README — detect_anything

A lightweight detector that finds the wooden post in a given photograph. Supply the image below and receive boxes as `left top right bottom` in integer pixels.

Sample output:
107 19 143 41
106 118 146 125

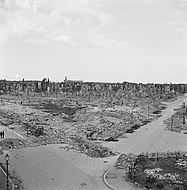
167 151 169 157
183 112 185 124
175 151 178 159
157 151 159 161
146 152 148 157
182 102 185 109
171 116 173 131
129 165 132 179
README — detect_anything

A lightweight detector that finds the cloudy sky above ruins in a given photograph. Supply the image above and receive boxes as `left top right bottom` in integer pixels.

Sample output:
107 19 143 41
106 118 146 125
0 0 186 83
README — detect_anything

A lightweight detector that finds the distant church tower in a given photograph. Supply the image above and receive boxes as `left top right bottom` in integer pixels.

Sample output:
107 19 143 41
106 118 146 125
64 76 68 83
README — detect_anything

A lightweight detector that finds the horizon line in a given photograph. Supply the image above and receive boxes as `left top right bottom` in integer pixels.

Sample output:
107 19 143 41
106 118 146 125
0 78 186 85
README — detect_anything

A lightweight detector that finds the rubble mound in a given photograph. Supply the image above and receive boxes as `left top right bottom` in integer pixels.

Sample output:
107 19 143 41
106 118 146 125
164 107 187 133
0 138 27 150
29 131 68 146
70 136 115 158
36 101 85 115
116 153 137 170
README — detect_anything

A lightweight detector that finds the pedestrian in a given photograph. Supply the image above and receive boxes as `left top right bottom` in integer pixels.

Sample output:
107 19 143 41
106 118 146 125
0 131 2 138
2 131 4 138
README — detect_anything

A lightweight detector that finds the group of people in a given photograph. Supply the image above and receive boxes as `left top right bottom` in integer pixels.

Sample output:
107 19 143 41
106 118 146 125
0 131 5 138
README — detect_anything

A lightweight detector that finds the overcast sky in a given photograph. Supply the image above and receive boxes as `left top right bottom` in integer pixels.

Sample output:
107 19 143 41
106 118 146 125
0 0 186 83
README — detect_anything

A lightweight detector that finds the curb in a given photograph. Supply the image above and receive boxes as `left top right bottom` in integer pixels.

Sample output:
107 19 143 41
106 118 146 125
0 165 14 190
103 166 118 190
8 129 25 139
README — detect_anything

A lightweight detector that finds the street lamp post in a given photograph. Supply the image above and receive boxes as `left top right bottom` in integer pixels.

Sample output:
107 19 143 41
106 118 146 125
171 116 173 131
5 154 10 190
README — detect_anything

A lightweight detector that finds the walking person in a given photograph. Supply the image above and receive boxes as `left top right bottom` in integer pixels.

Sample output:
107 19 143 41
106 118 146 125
2 131 4 138
0 131 2 138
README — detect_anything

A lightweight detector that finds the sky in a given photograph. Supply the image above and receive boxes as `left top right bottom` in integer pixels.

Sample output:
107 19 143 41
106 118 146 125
0 0 187 83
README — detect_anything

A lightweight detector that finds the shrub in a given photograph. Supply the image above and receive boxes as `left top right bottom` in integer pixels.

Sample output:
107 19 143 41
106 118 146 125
155 182 165 189
173 186 180 190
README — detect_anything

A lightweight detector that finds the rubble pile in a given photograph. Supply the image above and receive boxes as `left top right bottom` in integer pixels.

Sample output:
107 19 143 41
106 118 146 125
72 100 163 141
115 153 137 170
0 107 50 137
164 107 187 133
175 159 187 171
35 100 85 114
0 138 27 150
0 87 173 158
69 136 115 157
29 129 70 146
0 93 166 157
0 102 117 158
75 114 123 141
0 110 18 126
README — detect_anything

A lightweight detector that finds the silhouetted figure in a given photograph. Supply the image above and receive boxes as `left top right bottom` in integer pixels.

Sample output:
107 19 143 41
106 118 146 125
2 131 4 138
0 131 2 138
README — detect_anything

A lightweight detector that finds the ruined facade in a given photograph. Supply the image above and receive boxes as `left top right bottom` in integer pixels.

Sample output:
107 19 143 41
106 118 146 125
0 78 187 99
